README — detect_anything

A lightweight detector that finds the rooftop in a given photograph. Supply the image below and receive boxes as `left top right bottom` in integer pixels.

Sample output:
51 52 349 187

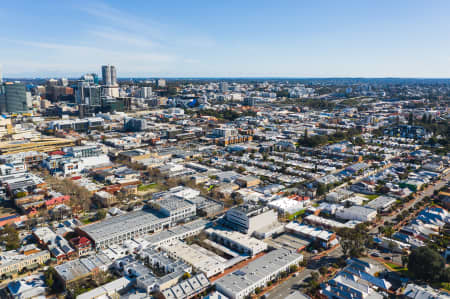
215 248 302 294
81 209 169 243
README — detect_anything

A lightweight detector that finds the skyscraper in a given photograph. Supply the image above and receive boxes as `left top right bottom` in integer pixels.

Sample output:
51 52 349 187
75 81 101 106
0 65 3 83
157 79 166 88
220 82 228 93
101 65 117 86
0 82 30 113
110 65 117 86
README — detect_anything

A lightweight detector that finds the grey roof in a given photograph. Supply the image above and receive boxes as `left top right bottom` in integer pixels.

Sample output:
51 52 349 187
157 197 195 212
403 283 450 299
55 252 112 282
366 195 396 210
144 219 208 246
215 248 302 295
285 291 311 299
162 274 210 299
81 209 170 243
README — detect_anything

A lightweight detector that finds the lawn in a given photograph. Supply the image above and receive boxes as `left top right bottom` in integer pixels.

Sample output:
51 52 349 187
287 209 306 220
385 262 406 271
137 183 160 192
441 282 450 291
384 262 409 276
363 194 379 200
80 217 95 225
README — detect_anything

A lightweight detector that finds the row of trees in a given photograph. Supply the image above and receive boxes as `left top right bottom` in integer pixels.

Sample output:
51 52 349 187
298 128 361 148
188 108 257 121
42 172 92 211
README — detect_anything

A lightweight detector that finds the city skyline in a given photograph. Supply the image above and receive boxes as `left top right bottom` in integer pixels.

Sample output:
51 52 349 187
2 0 450 78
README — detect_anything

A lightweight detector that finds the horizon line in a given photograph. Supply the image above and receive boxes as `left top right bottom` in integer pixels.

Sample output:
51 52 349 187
4 76 450 80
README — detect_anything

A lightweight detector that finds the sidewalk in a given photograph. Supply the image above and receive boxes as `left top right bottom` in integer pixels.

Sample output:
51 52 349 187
251 267 306 299
209 251 266 283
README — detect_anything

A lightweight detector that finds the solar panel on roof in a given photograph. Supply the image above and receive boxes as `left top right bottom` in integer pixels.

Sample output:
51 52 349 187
233 270 246 276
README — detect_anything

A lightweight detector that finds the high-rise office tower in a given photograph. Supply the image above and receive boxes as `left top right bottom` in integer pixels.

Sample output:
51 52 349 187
101 65 117 86
0 65 2 83
75 81 102 107
157 79 166 88
220 82 228 93
139 87 152 98
59 78 68 86
0 82 30 113
101 65 111 86
110 65 117 86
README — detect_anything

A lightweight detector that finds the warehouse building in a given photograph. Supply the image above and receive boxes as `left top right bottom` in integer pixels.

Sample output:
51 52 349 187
153 197 196 224
214 248 303 299
285 222 338 249
54 252 112 287
205 227 268 256
79 209 170 250
143 219 209 249
335 206 377 222
366 195 397 212
161 240 225 278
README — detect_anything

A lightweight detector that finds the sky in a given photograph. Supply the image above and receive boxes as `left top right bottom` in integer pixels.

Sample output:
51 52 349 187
2 0 450 78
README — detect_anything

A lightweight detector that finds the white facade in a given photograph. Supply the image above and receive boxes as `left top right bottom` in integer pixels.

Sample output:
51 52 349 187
162 240 225 278
205 228 267 256
214 248 303 299
335 206 377 222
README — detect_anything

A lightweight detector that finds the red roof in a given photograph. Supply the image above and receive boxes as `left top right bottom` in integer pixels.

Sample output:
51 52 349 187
48 150 66 156
70 236 91 246
45 195 70 206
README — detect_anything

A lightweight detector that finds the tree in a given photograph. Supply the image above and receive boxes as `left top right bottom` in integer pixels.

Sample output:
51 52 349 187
236 166 246 174
96 209 107 220
307 271 321 294
44 267 59 292
408 247 445 282
401 255 408 268
182 272 191 280
310 271 320 282
15 191 27 198
0 225 20 250
289 265 298 273
441 267 450 283
316 183 327 196
353 136 365 146
338 224 370 258
319 266 328 276
408 112 414 125
384 225 394 238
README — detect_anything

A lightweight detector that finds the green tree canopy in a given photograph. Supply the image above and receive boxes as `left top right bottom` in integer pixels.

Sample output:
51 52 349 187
0 225 20 250
408 246 445 282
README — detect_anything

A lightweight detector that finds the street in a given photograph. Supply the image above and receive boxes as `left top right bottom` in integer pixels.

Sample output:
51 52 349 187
266 173 449 299
266 247 343 299
370 172 450 234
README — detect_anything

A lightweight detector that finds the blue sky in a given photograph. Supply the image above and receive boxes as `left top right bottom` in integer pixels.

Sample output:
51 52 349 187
2 0 450 78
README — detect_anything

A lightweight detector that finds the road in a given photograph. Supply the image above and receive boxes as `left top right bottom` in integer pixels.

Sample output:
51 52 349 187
266 173 449 299
370 172 450 234
266 247 343 299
